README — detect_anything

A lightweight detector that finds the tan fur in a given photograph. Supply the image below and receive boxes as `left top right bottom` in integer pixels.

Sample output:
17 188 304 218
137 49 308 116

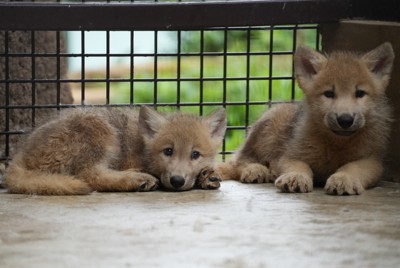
219 43 395 195
5 107 226 195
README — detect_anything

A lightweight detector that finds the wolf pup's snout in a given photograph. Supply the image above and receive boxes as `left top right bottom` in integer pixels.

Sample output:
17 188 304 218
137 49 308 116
337 114 354 129
170 175 185 189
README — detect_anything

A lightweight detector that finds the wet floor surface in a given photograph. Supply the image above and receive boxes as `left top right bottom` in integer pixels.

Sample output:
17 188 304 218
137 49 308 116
0 180 399 268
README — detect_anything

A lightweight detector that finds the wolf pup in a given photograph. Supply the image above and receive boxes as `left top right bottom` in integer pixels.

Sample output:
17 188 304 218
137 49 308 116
4 106 226 195
219 43 394 195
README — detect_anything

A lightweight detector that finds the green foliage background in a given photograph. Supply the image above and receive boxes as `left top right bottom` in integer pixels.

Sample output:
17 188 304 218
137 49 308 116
88 27 318 158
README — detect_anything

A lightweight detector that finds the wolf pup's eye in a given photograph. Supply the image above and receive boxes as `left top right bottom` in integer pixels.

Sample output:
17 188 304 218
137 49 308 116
355 89 366 98
163 148 173 157
191 151 200 160
323 90 335 98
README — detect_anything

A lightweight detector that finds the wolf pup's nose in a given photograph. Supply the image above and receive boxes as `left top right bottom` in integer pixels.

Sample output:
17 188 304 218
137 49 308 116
170 176 185 189
337 114 354 129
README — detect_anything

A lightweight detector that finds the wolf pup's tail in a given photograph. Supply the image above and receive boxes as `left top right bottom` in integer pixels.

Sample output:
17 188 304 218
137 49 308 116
4 156 92 195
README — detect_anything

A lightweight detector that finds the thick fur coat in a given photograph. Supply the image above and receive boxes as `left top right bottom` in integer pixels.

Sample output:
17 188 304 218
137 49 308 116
219 43 395 195
5 107 226 195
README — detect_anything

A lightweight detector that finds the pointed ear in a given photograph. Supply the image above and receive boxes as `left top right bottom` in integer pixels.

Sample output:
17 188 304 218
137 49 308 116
362 42 394 81
203 109 227 142
139 106 167 139
294 46 327 90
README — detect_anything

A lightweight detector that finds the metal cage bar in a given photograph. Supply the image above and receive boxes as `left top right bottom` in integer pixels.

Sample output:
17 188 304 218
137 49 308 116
31 31 36 128
0 0 397 31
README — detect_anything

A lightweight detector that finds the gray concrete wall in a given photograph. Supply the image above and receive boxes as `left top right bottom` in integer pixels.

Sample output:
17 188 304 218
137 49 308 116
321 20 400 182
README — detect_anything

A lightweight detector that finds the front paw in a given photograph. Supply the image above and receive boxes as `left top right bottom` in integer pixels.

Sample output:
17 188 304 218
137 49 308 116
197 168 221 190
133 173 159 192
240 163 272 184
275 172 313 193
324 173 364 195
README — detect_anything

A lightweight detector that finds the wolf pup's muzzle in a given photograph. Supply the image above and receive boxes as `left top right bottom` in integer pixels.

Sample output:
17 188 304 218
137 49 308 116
333 113 357 136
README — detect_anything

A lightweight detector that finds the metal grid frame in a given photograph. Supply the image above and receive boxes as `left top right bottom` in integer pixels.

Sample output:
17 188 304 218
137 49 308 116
1 0 398 163
0 24 319 162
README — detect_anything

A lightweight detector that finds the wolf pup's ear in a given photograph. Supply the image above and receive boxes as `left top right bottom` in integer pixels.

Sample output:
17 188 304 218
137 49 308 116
139 106 167 139
362 42 394 89
204 109 227 143
294 46 327 90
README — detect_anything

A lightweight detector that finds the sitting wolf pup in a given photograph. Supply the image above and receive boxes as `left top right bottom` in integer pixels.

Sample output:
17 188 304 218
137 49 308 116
5 106 226 195
219 43 394 195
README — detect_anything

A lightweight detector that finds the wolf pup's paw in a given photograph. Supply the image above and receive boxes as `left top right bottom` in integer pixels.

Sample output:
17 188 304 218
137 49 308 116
325 173 364 195
132 174 159 192
240 163 272 184
275 172 313 193
197 168 221 190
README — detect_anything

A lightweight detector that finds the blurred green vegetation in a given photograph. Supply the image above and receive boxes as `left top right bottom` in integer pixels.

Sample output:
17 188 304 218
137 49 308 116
88 27 318 158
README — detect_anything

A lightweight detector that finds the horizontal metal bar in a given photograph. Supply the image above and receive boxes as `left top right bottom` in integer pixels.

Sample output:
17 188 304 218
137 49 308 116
0 50 297 58
0 125 254 136
0 100 296 110
0 1 352 30
0 130 27 135
0 76 294 83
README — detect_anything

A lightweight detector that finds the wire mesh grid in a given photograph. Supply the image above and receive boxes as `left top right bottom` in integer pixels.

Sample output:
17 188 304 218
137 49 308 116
0 2 320 163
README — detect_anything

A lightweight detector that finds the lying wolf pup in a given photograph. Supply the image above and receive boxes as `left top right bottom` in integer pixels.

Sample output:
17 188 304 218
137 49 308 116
5 106 226 195
219 43 394 195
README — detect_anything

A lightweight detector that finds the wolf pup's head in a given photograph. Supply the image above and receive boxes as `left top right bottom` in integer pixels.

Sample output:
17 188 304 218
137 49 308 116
139 106 227 191
294 43 394 137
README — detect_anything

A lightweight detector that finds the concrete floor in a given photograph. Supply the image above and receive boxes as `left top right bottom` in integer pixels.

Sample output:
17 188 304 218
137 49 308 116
0 181 399 268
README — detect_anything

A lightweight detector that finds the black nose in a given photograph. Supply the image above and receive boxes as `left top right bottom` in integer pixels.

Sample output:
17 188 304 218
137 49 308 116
170 176 185 189
337 114 354 129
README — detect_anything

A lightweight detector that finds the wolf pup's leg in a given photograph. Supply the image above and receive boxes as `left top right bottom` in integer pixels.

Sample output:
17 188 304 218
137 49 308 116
219 104 297 184
239 162 276 183
275 157 313 193
324 158 383 195
79 165 158 192
216 160 272 184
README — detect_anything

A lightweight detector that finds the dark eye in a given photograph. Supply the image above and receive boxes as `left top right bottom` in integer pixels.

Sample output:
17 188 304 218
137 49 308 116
191 151 200 160
355 89 366 98
163 148 173 157
323 90 335 98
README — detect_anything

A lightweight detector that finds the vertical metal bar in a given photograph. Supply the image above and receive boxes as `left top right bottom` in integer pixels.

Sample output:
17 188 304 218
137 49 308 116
56 31 61 111
81 31 85 106
130 30 134 106
153 30 158 109
31 31 36 128
199 30 204 116
176 30 181 110
316 25 321 51
268 25 274 107
154 0 159 107
106 31 110 105
222 29 227 108
291 25 298 101
222 28 228 161
4 31 10 161
177 0 182 110
245 28 251 131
